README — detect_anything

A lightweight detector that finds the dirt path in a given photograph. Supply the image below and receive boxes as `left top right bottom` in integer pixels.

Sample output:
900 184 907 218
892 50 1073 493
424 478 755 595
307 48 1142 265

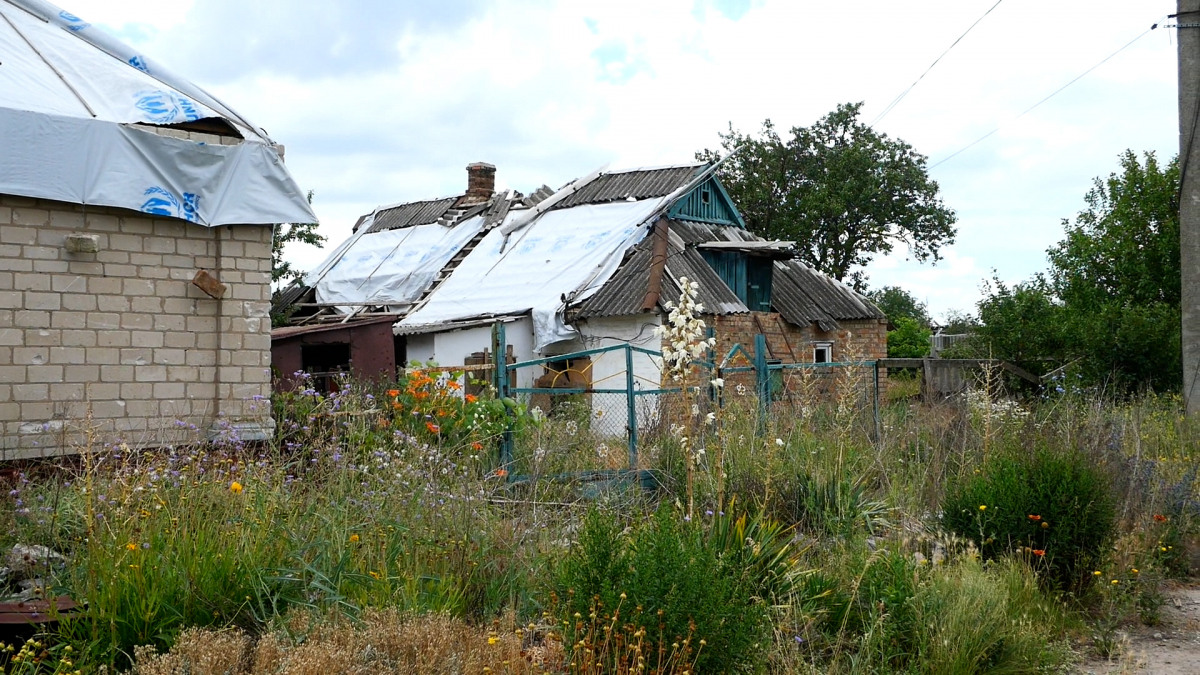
1078 584 1200 675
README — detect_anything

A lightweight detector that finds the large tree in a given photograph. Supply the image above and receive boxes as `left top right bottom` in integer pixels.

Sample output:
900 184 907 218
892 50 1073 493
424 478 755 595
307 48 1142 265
698 103 957 289
970 151 1181 391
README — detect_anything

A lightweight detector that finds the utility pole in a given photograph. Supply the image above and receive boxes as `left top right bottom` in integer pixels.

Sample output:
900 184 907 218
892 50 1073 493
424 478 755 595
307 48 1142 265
1179 0 1200 415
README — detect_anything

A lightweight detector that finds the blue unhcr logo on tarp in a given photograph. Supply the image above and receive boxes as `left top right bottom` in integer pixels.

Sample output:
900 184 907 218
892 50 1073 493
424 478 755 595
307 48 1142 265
58 10 89 31
128 55 148 72
141 187 200 223
134 90 203 125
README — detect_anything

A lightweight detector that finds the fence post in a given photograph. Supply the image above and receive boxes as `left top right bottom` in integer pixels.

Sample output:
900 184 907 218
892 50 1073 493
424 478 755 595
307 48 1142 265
872 360 881 443
625 344 638 471
492 322 514 469
754 333 768 430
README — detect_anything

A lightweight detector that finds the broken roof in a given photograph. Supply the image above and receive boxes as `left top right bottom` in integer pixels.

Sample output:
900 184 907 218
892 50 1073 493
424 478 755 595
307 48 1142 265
0 0 315 226
572 219 885 332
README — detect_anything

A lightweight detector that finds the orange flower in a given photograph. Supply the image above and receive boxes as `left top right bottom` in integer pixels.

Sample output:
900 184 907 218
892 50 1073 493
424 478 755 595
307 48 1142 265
1032 549 1045 557
230 481 243 494
426 421 440 434
392 402 403 410
465 394 478 403
349 534 360 543
1153 514 1168 523
1028 514 1041 521
446 380 461 390
495 468 508 477
387 389 400 397
472 442 483 451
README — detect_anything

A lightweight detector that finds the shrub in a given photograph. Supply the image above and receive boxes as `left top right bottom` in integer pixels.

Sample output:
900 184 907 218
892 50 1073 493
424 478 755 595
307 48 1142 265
774 472 891 537
942 447 1116 593
553 508 775 674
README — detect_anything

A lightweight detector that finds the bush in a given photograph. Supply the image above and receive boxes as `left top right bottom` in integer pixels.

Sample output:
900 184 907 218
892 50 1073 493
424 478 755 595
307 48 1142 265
942 447 1116 593
553 508 776 674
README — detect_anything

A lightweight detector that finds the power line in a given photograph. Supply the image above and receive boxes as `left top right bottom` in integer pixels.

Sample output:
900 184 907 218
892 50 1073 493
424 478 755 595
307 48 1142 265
930 21 1161 170
871 0 1005 126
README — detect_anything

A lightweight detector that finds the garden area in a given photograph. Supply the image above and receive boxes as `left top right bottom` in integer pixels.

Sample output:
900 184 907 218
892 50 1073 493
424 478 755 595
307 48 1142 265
0 356 1195 673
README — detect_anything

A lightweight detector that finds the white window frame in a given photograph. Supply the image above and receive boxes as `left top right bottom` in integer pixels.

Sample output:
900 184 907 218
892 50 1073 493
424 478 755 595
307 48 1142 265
813 342 832 364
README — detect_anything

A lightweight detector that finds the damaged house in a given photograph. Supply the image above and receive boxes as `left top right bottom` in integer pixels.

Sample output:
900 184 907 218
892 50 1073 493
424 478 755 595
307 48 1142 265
0 0 316 456
274 161 886 412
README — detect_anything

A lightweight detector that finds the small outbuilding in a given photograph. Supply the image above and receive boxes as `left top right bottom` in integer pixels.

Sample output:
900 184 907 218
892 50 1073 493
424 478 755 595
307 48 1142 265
0 0 316 456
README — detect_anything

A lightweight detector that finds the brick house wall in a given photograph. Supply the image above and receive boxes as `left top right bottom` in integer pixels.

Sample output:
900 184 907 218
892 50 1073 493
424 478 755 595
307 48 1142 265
0 194 273 458
701 312 888 395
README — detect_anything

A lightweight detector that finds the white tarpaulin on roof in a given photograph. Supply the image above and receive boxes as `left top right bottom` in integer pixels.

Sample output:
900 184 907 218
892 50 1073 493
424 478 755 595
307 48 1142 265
0 0 316 226
314 217 486 309
400 200 661 351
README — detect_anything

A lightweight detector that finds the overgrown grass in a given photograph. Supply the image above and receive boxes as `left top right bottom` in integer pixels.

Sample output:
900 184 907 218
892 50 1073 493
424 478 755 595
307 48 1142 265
0 369 1194 673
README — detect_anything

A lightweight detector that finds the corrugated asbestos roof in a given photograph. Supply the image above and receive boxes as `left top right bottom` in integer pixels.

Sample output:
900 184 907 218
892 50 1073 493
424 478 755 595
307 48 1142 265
572 225 748 320
363 197 459 233
552 165 702 209
572 219 885 331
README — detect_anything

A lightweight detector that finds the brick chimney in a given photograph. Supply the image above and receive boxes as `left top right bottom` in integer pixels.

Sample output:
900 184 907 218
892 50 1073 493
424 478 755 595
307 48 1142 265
462 162 496 205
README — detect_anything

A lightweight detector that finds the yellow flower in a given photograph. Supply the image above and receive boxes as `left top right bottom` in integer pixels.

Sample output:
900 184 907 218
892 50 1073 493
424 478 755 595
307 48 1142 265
1131 568 1139 574
1111 579 1119 585
230 481 243 494
488 636 498 645
978 505 987 511
125 542 137 551
1094 571 1102 576
1161 547 1168 552
349 534 360 543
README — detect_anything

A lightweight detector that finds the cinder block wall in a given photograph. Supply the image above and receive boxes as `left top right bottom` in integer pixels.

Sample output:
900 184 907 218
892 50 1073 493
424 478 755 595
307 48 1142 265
0 194 273 458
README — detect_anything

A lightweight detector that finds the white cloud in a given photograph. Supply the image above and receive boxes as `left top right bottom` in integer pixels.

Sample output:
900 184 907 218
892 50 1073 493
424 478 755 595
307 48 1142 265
66 0 1178 317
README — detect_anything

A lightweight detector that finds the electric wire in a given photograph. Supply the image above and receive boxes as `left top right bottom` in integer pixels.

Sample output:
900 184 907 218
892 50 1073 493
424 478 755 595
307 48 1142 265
930 20 1161 169
871 0 1005 126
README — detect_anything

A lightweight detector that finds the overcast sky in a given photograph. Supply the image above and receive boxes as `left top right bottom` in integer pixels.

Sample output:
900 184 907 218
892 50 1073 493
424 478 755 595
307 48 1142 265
74 0 1177 321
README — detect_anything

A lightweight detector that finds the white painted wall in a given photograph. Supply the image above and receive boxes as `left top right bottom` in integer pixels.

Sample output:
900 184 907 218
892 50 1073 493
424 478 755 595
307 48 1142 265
576 314 663 430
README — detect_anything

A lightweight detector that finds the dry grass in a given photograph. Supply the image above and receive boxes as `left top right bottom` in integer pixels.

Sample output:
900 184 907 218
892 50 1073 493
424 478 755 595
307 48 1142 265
129 611 559 675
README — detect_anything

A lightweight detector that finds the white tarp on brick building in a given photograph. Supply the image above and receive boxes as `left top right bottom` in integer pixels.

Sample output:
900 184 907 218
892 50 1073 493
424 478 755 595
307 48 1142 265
0 0 316 226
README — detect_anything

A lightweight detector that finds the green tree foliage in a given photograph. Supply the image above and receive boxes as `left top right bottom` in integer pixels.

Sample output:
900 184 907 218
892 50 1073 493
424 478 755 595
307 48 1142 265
970 151 1181 391
273 190 325 285
888 317 932 358
868 285 931 326
698 103 957 289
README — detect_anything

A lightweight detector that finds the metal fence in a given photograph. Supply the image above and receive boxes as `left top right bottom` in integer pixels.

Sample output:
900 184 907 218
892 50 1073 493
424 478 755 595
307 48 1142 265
487 324 881 484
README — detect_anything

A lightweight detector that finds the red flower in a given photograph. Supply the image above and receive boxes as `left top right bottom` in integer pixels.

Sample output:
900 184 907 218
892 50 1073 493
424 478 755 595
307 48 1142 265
1032 549 1045 557
1153 514 1168 523
426 421 440 434
1028 515 1041 521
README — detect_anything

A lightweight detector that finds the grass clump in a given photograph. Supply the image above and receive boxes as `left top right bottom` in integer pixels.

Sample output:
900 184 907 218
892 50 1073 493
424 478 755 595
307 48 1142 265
553 507 797 674
942 445 1116 593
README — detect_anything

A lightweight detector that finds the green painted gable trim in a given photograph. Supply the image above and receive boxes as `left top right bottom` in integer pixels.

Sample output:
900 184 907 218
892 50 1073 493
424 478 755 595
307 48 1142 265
668 175 746 228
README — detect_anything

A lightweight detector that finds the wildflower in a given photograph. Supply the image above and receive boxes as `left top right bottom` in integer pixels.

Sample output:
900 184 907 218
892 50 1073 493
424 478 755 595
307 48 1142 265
710 377 724 389
1131 568 1138 574
368 571 380 580
1041 521 1049 529
1111 579 1119 585
472 442 483 451
230 481 243 494
1032 549 1045 557
349 534 360 543
125 542 137 551
387 389 400 397
1028 514 1041 521
775 438 784 447
978 505 987 511
1161 547 1168 552
1094 570 1102 576
465 394 478 403
392 402 403 410
495 468 508 478
426 421 440 434
1153 514 1168 523
488 636 499 645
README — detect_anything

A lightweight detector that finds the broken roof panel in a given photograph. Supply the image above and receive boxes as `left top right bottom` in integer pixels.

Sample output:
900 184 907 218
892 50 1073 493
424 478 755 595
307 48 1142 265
0 0 315 226
551 165 702 209
364 197 459 233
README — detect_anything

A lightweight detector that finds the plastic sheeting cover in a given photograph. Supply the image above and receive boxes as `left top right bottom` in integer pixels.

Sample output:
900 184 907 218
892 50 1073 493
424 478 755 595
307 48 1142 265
315 217 486 309
400 199 661 351
0 0 316 226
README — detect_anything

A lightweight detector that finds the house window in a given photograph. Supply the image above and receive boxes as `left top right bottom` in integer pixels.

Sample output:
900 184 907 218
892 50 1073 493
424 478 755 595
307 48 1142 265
813 342 832 364
700 188 711 205
699 250 773 311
